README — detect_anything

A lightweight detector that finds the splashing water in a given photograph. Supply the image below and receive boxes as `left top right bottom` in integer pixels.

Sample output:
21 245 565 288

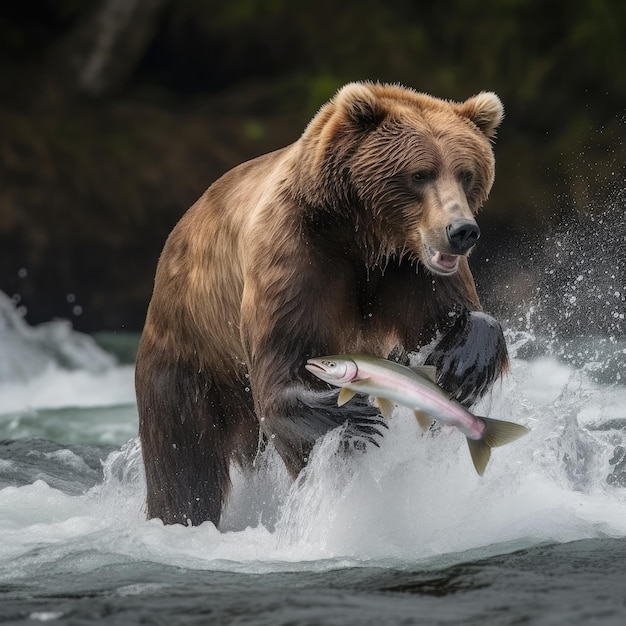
0 292 136 444
495 185 626 386
0 291 117 383
1 298 625 577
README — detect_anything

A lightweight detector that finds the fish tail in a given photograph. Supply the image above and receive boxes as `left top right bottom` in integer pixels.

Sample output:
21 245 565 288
466 438 491 477
466 417 530 476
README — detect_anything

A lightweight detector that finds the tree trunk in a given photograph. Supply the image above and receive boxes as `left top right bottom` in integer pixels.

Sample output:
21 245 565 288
55 0 169 98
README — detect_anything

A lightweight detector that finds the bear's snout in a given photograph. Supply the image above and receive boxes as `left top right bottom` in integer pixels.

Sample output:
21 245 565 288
446 218 481 254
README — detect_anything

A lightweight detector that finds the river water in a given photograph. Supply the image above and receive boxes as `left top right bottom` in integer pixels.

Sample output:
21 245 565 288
2 207 626 624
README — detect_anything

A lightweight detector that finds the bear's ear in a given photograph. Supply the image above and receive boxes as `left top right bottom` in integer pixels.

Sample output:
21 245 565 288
456 92 504 139
334 82 387 130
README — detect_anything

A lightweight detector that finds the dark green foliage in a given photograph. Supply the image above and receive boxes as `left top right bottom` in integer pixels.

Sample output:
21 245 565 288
0 0 623 330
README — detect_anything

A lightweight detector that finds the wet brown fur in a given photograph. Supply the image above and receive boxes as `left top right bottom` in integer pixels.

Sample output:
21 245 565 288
136 82 509 526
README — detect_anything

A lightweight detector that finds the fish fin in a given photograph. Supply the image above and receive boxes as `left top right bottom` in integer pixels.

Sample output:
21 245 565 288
375 397 395 419
410 365 438 384
480 417 531 448
467 438 491 476
414 410 434 432
466 417 530 476
337 387 357 407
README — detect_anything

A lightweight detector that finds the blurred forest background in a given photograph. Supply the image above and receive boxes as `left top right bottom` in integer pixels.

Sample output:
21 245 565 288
0 0 624 334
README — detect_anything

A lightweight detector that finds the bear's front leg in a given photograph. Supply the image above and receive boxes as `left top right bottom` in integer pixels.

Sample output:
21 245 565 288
425 310 510 407
241 257 387 477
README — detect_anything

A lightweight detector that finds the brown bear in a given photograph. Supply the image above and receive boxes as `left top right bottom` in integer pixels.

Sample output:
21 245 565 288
135 81 509 527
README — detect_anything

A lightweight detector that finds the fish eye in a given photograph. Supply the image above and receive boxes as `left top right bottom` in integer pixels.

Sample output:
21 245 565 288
322 361 336 368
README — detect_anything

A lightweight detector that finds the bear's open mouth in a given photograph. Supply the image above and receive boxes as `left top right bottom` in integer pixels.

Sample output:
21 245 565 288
424 245 461 275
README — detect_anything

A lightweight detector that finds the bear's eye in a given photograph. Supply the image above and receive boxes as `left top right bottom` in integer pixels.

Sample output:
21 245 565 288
412 170 436 184
459 170 474 187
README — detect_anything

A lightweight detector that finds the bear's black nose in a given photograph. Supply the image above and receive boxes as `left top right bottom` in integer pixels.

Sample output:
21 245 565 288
446 219 481 254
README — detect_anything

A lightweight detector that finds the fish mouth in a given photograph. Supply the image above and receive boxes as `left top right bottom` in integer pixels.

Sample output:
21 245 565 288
423 244 461 276
305 361 326 375
305 361 335 380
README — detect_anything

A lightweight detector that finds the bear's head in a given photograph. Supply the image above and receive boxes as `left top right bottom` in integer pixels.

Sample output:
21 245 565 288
297 82 504 275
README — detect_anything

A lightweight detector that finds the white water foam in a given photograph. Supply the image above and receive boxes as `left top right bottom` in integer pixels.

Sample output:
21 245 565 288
0 291 116 383
1 349 625 578
1 288 626 577
0 289 135 423
0 364 135 414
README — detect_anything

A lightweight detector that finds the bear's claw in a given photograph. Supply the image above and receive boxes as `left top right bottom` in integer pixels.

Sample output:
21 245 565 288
426 310 509 407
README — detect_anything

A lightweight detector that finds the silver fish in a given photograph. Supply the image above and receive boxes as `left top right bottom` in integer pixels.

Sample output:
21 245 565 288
305 354 529 476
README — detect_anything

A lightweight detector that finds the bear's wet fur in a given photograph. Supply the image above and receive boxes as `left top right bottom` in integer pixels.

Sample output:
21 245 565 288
135 82 509 526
